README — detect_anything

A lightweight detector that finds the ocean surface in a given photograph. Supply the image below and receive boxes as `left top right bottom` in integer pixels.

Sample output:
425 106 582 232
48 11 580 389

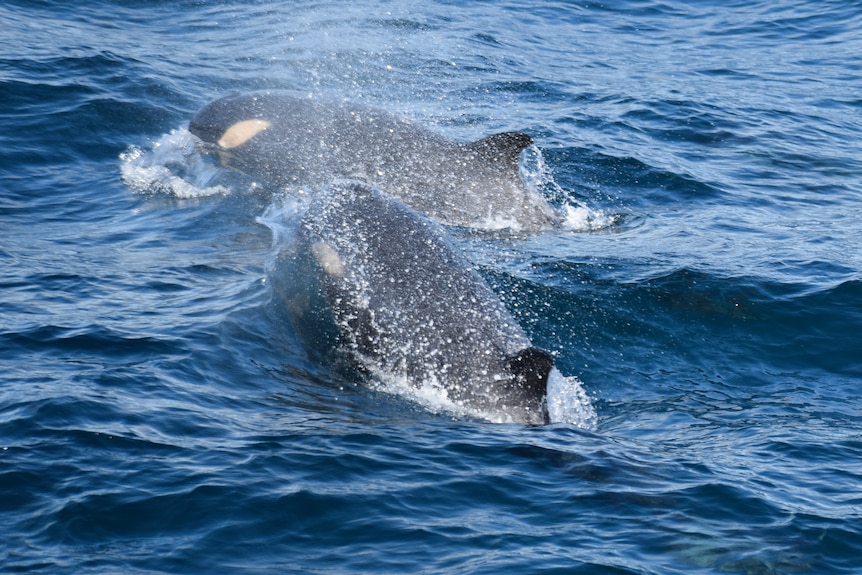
2 0 861 573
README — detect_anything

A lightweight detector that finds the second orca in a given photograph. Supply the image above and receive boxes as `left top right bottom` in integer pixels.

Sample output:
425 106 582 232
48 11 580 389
269 181 554 424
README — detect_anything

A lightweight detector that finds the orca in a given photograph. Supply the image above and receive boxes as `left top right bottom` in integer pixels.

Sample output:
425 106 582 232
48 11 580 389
269 181 553 424
189 91 562 230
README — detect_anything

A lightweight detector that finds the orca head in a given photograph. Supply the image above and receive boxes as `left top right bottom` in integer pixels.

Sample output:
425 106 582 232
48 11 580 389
189 92 273 150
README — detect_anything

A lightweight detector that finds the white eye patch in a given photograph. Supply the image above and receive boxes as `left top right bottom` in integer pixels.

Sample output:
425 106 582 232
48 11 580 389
217 119 271 149
311 242 344 277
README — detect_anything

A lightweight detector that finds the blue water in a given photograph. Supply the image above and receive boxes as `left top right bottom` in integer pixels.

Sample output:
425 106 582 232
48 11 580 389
2 0 861 573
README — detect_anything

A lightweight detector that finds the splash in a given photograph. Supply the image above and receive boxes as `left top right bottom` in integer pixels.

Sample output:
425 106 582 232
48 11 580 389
120 128 231 198
258 192 314 247
367 366 596 428
560 203 620 232
368 368 531 425
520 144 619 233
546 369 597 429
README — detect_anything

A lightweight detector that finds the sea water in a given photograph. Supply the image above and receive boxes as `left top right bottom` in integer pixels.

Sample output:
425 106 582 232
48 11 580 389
2 0 861 573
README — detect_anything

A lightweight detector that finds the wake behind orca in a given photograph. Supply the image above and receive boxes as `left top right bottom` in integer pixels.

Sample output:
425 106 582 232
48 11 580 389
189 91 561 230
269 181 554 424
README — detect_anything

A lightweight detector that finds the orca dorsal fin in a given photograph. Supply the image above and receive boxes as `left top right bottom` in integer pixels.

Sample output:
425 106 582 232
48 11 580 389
467 132 534 170
505 346 554 400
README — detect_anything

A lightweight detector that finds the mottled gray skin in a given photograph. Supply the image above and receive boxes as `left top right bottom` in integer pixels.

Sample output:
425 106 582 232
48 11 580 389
189 91 561 230
271 181 552 424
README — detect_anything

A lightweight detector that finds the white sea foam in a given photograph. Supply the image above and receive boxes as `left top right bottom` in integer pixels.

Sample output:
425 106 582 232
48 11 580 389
546 369 597 429
370 369 528 424
367 363 597 428
120 128 231 198
560 202 620 232
520 144 618 233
